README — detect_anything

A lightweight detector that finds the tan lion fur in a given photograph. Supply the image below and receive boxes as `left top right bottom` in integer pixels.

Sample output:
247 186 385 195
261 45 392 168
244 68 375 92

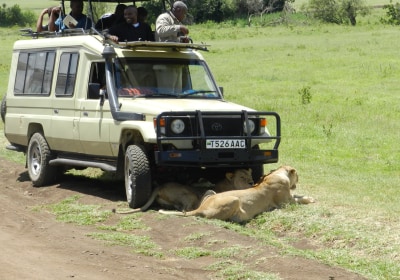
159 166 315 223
214 168 253 193
114 182 201 214
114 168 253 214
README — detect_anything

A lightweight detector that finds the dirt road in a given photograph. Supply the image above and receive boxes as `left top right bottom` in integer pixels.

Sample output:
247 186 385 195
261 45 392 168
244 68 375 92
0 157 366 279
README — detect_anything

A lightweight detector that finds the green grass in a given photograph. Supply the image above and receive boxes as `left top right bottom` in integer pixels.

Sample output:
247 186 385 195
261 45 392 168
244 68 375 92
88 231 163 257
4 1 112 17
1 5 400 279
206 260 281 280
191 23 399 280
47 195 112 225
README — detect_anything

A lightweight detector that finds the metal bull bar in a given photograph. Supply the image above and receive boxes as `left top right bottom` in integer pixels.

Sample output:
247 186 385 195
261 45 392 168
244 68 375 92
154 110 281 167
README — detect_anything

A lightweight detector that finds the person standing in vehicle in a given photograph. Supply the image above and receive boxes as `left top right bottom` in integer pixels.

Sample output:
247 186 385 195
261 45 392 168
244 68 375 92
36 6 61 32
137 6 149 23
95 3 126 31
155 1 189 42
52 0 93 31
106 6 154 43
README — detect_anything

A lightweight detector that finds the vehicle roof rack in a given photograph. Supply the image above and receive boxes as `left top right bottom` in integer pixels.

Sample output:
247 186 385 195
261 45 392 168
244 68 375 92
116 41 209 52
20 28 91 39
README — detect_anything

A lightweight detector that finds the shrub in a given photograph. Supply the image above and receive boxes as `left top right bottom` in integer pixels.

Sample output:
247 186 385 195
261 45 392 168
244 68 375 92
380 1 400 25
0 3 36 27
303 0 369 25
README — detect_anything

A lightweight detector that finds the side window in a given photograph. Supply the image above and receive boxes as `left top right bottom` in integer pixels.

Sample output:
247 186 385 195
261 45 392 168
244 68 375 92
55 53 79 97
14 53 28 94
14 51 55 95
88 62 105 99
89 62 105 86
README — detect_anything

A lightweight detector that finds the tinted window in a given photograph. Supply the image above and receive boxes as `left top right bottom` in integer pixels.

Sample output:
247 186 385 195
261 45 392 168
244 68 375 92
55 53 79 96
14 51 55 95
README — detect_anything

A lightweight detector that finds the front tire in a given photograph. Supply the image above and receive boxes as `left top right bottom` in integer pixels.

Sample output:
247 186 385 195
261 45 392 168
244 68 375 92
124 145 152 208
250 164 264 183
27 133 57 186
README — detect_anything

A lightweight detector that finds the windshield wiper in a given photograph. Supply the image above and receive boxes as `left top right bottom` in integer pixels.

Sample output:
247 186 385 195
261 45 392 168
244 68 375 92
145 92 178 98
179 90 216 98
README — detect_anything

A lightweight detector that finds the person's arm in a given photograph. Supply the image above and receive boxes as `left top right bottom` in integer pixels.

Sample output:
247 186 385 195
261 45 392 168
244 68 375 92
48 7 61 31
36 8 49 32
104 26 120 43
179 25 189 36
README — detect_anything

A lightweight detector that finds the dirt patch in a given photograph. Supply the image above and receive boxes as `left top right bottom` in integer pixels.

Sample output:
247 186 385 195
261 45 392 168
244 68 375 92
0 157 366 279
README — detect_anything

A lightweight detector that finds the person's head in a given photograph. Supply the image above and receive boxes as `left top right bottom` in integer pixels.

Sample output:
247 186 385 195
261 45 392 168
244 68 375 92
70 0 84 16
137 6 148 23
171 1 188 22
124 6 138 24
115 4 127 17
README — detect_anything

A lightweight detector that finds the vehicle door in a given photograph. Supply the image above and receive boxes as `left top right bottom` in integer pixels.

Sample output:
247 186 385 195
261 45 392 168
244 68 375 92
50 51 83 153
77 61 115 157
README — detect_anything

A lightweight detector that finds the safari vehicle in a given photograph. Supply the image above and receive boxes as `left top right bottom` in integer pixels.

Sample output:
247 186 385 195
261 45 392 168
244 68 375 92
1 0 281 208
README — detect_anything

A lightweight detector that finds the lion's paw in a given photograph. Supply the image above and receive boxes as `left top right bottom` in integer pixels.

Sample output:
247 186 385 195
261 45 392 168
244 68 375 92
301 196 315 204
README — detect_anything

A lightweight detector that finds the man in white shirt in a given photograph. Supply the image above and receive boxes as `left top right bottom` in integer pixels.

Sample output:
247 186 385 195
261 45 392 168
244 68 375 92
155 1 189 42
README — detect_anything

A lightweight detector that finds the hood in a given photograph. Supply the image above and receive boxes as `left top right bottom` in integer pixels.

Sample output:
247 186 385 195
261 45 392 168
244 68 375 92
119 98 256 117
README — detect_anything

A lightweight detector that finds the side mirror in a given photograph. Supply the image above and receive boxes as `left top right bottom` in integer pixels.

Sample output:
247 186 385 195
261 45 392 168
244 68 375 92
219 86 224 97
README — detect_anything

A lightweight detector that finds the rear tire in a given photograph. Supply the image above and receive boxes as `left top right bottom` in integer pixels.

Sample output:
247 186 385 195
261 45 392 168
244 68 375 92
27 133 57 186
124 145 152 208
1 96 6 123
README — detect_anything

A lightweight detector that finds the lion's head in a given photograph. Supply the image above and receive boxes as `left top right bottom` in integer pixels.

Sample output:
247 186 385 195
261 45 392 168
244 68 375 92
283 166 298 190
225 168 254 190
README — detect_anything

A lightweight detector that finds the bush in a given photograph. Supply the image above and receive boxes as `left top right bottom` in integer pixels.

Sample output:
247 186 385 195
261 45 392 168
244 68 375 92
0 3 36 27
381 2 400 25
303 0 369 25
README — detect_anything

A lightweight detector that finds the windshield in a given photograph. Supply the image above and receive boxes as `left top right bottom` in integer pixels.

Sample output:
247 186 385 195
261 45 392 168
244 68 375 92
113 58 220 98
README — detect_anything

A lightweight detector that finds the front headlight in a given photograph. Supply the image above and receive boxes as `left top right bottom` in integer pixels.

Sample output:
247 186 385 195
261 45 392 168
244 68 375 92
171 119 185 134
243 119 255 134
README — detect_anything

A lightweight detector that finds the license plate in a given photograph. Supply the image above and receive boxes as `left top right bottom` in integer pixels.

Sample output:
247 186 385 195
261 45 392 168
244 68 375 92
206 139 246 149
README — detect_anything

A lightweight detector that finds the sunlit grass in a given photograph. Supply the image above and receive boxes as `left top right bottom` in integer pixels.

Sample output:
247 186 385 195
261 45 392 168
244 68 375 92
47 195 111 225
206 260 281 280
88 231 163 257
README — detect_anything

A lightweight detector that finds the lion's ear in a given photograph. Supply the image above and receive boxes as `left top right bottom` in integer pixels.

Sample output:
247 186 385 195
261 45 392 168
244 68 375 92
225 172 234 181
248 168 252 174
289 168 297 175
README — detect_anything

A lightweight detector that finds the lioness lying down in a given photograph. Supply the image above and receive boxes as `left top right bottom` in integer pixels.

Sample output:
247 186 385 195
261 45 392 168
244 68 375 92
159 166 315 223
114 168 254 214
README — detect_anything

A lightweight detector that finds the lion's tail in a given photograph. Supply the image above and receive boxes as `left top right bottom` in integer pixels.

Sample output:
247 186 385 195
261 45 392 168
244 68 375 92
113 186 160 214
113 208 142 214
158 209 186 216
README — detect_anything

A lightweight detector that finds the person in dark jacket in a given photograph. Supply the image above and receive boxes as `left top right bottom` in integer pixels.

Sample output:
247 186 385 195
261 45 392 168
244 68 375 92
106 6 154 43
95 3 126 31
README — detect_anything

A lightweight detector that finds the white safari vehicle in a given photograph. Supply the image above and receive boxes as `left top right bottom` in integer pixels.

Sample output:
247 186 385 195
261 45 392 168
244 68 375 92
1 0 281 208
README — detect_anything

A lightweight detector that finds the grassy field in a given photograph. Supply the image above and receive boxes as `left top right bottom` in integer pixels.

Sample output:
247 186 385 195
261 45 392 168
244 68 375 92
1 3 400 279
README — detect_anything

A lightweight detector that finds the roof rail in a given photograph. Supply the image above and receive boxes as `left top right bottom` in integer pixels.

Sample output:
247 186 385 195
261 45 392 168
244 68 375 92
115 41 210 51
20 28 91 39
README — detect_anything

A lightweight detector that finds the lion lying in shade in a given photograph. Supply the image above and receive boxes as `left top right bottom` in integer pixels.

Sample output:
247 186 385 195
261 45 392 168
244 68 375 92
159 166 315 223
113 168 254 214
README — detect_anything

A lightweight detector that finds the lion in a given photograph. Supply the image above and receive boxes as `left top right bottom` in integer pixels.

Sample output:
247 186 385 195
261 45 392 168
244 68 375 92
113 182 202 214
114 168 254 214
158 166 315 223
214 168 253 193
